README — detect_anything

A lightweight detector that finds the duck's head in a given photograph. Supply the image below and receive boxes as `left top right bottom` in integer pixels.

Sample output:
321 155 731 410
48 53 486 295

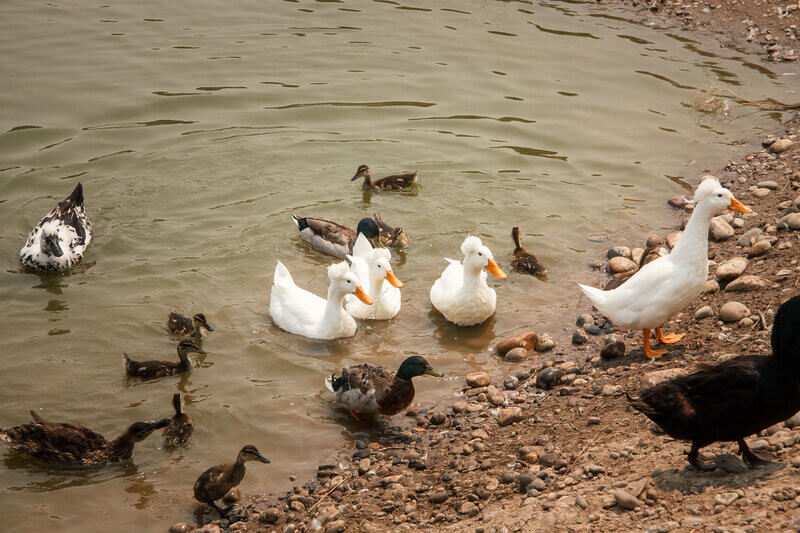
693 177 752 215
123 418 171 443
237 444 270 464
177 339 206 356
356 217 381 246
40 224 64 258
350 164 371 182
461 236 507 279
329 261 373 305
192 313 214 334
390 226 409 247
397 356 443 380
770 294 800 363
366 248 403 288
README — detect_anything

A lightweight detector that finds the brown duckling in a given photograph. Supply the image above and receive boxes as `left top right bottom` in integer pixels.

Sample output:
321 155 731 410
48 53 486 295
373 212 409 248
194 445 270 516
351 164 417 191
0 410 169 466
163 394 194 446
510 227 545 276
628 294 800 471
122 340 206 379
168 311 213 338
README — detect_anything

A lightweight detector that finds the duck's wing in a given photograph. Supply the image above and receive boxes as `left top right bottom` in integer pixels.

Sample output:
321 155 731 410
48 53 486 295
332 364 392 413
431 259 464 297
346 254 369 287
299 216 354 246
0 420 107 462
167 312 193 335
374 171 417 189
269 261 327 332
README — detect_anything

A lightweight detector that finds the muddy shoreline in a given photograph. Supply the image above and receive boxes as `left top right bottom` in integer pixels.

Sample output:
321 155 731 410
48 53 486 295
172 2 800 532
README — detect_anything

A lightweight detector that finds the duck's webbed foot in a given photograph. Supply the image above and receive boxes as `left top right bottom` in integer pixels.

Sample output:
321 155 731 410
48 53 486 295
687 443 716 471
655 327 685 344
643 329 668 361
738 439 770 467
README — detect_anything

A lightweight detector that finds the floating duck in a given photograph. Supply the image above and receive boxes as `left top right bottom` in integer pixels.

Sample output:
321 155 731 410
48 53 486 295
122 340 206 378
168 312 213 338
325 356 442 419
20 183 93 271
578 178 752 359
373 212 409 248
291 215 381 258
629 294 800 470
0 410 169 466
351 164 417 191
430 236 507 326
510 226 546 276
269 261 372 340
194 445 270 516
345 234 403 320
163 394 194 446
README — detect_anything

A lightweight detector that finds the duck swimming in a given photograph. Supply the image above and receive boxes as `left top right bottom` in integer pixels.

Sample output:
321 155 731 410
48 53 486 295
269 261 372 340
325 356 442 419
291 215 381 258
373 212 409 248
0 410 169 466
122 340 206 378
167 312 213 338
510 226 546 276
351 164 417 191
345 234 404 320
578 178 751 359
629 294 800 471
20 182 93 271
194 445 270 516
163 394 194 446
430 235 507 326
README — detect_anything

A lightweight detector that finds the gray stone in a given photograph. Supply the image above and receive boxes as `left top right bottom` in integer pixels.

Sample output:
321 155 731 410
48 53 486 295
641 368 687 388
536 367 564 390
714 454 749 474
737 228 763 246
503 375 519 390
719 302 750 323
584 323 601 335
694 306 714 320
758 180 779 190
572 330 589 345
716 257 749 281
608 256 637 274
714 492 739 506
704 280 720 293
709 217 735 241
607 246 631 259
600 334 626 359
726 275 767 292
748 240 772 257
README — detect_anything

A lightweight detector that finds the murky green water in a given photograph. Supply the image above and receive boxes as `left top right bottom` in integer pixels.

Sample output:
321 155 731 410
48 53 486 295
0 0 792 530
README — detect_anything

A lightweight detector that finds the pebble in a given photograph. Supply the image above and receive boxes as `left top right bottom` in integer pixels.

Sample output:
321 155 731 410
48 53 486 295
457 502 478 516
748 240 771 257
539 452 558 467
503 375 519 390
714 492 739 506
614 488 643 510
534 333 555 352
768 138 794 153
466 372 490 388
714 453 749 474
429 490 448 504
791 456 800 468
515 474 535 492
641 368 687 388
725 275 767 292
170 524 195 533
576 313 594 327
608 256 637 274
777 213 800 231
646 234 664 248
572 330 589 345
487 385 505 406
504 347 528 362
196 526 221 533
584 323 601 335
709 217 735 241
737 228 763 246
324 521 346 533
600 334 626 359
704 280 720 293
607 246 632 259
719 301 751 322
668 194 693 209
694 305 714 320
716 257 749 281
785 411 800 429
758 180 779 190
496 332 538 355
536 367 563 390
666 231 682 249
754 188 771 197
497 407 524 427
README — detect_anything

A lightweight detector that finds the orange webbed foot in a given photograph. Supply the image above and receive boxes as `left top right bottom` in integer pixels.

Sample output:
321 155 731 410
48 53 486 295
656 327 685 344
643 329 669 361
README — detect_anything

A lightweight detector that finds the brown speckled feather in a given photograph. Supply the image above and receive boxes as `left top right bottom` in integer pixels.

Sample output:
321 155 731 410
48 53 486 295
302 217 355 246
168 312 195 336
369 171 417 191
0 414 107 465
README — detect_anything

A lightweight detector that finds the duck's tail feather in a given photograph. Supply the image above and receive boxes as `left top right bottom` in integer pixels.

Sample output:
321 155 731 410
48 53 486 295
577 283 606 308
274 260 294 286
66 182 84 207
122 353 131 363
290 213 306 230
325 373 345 393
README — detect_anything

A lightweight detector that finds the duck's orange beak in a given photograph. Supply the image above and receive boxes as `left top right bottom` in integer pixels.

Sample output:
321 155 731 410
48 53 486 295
729 197 752 213
485 258 507 279
385 269 404 288
353 285 373 305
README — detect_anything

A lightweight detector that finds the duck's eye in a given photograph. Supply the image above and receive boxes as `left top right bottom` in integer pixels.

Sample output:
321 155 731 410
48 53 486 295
477 252 482 257
717 194 722 197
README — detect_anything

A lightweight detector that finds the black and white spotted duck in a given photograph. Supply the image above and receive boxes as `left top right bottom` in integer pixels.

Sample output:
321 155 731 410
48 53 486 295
0 410 169 466
163 393 194 446
510 226 545 276
194 445 270 516
351 164 417 191
629 293 800 471
122 339 206 379
167 311 213 338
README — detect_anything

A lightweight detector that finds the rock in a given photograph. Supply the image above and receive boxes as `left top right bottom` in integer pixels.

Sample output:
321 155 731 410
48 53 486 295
666 231 682 249
785 411 800 429
614 489 643 510
641 368 687 388
457 502 478 516
714 492 739 506
646 234 664 248
504 347 528 362
769 138 794 153
737 228 763 246
170 524 195 533
487 385 505 406
758 180 779 190
668 195 692 209
607 246 631 259
777 213 800 231
600 334 626 359
429 411 446 425
602 384 622 396
694 306 713 320
358 457 371 475
715 257 749 281
587 416 601 426
466 372 490 388
503 375 519 390
704 280 719 293
572 330 589 345
585 464 606 475
536 367 563 390
748 240 771 257
726 275 767 292
719 301 750 322
534 333 555 352
714 454 749 474
516 474 535 492
791 456 800 468
324 521 346 533
497 406 524 427
754 188 771 197
576 313 594 327
429 490 448 504
539 452 558 467
709 217 735 241
497 332 538 355
196 526 222 533
608 256 637 274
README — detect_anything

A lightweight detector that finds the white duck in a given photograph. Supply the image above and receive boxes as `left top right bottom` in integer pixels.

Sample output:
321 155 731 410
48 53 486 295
345 234 404 320
269 261 372 340
430 236 508 326
578 178 752 359
20 183 92 271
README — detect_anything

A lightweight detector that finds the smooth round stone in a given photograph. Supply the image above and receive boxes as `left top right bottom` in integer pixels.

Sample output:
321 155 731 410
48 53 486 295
572 330 589 345
170 524 195 533
504 347 528 362
535 333 556 352
536 367 564 390
716 257 748 281
719 302 750 323
608 256 637 274
694 306 714 320
607 246 631 260
748 240 772 257
709 217 735 241
769 138 794 153
646 234 664 248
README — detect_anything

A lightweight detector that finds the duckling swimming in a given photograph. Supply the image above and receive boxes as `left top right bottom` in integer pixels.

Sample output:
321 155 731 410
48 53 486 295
0 410 169 466
291 215 381 258
168 312 213 338
351 164 417 191
373 212 409 248
194 445 270 516
20 182 93 271
629 294 800 471
510 227 546 276
163 394 194 446
122 340 206 379
325 356 442 419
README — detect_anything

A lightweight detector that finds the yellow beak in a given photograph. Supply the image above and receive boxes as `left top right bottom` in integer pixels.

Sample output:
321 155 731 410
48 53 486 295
485 258 507 279
729 197 752 213
385 269 404 288
353 285 373 305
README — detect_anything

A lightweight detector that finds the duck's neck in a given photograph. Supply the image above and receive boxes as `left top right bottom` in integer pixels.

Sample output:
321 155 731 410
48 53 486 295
670 202 716 263
230 456 247 483
106 434 136 460
176 348 192 370
368 273 385 303
322 286 349 324
460 264 486 293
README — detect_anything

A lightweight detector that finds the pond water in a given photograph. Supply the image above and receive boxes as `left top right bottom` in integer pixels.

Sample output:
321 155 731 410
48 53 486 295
0 0 792 530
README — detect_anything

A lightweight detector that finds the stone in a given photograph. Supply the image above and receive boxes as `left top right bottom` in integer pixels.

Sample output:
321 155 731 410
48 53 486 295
608 256 637 274
754 188 771 198
641 368 687 388
576 313 594 327
487 385 505 406
666 231 682 249
715 257 749 281
748 240 771 257
777 213 800 231
704 280 719 293
534 333 555 352
170 524 195 533
504 347 528 362
714 492 739 506
584 323 601 335
324 521 346 533
457 501 478 516
714 454 749 474
600 334 626 359
607 246 631 259
614 489 643 510
503 375 519 390
737 228 763 246
196 526 222 533
539 452 558 467
466 372 490 388
646 234 664 248
572 330 588 345
768 138 794 153
709 217 735 241
602 384 622 396
785 411 800 429
694 306 714 320
719 302 750 322
497 407 524 427
668 195 692 209
536 367 563 390
758 180 779 190
726 275 767 292
516 474 535 492
429 490 448 504
497 332 538 355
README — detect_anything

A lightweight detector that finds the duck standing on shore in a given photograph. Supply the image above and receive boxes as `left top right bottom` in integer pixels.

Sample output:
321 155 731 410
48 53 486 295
194 445 270 516
578 178 751 359
168 312 213 338
629 294 800 471
351 164 417 191
122 340 206 378
20 182 93 271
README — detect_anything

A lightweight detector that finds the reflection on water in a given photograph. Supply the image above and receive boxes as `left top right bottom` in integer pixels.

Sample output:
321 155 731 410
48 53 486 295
0 0 793 530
